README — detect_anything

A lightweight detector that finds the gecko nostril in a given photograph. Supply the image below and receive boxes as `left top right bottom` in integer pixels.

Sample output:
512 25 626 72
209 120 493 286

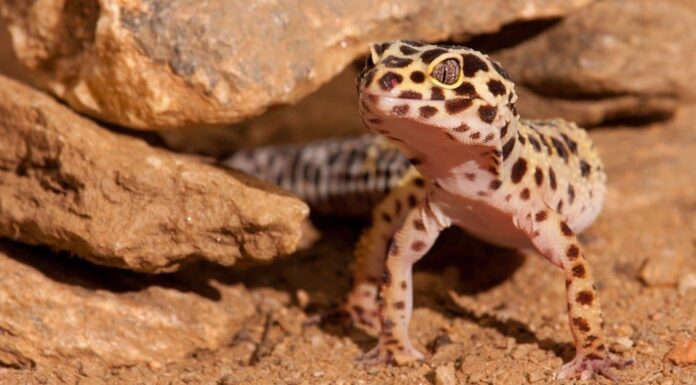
379 72 403 91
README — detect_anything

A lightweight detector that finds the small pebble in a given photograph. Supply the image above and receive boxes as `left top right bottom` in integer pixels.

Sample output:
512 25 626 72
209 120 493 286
677 273 696 295
664 339 696 366
295 289 310 309
526 371 544 383
610 337 634 353
638 255 683 287
435 363 457 385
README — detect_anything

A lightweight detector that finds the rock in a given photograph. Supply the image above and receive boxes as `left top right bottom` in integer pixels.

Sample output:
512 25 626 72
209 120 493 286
0 75 308 273
497 0 696 125
159 67 365 156
677 273 696 295
0 240 256 368
1 0 594 130
638 253 684 287
665 339 696 366
434 363 457 385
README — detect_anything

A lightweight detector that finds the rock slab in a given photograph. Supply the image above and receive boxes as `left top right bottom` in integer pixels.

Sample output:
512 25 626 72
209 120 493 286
1 0 592 130
498 0 696 125
0 241 256 368
0 75 308 273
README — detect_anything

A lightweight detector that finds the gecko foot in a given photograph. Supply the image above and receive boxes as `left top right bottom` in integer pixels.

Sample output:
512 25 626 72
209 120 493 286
556 354 634 380
344 288 381 336
357 342 424 368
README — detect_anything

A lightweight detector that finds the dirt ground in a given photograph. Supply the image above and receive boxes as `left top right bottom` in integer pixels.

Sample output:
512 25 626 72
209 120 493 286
1 103 695 384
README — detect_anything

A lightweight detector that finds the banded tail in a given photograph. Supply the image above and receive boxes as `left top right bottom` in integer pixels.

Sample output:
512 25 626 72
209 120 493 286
222 134 412 216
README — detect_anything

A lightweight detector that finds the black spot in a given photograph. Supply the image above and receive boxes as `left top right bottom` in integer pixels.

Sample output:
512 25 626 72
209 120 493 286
454 82 478 97
487 79 506 96
379 72 403 91
580 160 591 178
414 178 425 187
500 122 509 138
399 91 422 99
510 158 527 183
560 221 573 237
413 219 426 231
445 98 473 114
572 264 586 278
408 194 418 207
453 123 470 132
392 104 410 116
502 137 515 160
469 132 481 140
484 133 495 143
534 167 543 186
382 55 413 68
576 291 594 305
567 184 575 204
420 48 448 64
373 42 390 55
419 106 438 118
561 133 578 154
478 105 497 123
411 241 426 252
431 87 445 100
528 136 542 152
382 212 392 223
410 71 425 83
517 132 526 144
399 45 419 55
409 157 423 166
489 180 502 190
551 137 569 162
520 188 530 200
549 167 557 190
535 211 547 222
462 53 489 76
573 317 591 332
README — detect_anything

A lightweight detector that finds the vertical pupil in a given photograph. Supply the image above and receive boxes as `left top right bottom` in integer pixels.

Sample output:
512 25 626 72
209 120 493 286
432 59 460 85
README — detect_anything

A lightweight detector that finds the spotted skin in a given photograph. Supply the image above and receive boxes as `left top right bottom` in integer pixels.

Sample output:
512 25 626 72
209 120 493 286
224 40 631 380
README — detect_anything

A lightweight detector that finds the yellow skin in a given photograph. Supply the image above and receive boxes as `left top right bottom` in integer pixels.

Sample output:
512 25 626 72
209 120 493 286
345 40 632 380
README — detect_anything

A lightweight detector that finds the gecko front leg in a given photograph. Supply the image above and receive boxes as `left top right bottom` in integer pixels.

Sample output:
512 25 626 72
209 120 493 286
346 169 425 335
359 198 449 365
520 206 633 380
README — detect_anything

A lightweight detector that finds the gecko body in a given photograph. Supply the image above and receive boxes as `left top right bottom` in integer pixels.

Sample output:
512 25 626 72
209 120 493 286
225 40 631 380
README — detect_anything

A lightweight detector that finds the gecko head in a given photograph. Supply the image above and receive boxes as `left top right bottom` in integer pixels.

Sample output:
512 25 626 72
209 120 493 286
357 40 517 150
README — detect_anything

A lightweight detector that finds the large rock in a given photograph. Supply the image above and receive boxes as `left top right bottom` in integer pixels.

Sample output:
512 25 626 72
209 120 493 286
1 0 593 130
0 75 308 273
497 0 696 125
0 240 256 368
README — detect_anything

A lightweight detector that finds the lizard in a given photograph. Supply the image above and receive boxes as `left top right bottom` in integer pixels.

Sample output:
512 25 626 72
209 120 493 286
224 40 633 380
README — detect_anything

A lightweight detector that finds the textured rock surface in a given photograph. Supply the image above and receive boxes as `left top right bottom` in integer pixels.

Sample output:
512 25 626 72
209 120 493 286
0 241 256 369
0 75 308 273
498 0 696 125
160 67 364 156
1 0 593 130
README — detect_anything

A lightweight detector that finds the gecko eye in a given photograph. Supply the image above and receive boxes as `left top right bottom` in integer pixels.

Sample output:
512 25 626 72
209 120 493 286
428 54 464 89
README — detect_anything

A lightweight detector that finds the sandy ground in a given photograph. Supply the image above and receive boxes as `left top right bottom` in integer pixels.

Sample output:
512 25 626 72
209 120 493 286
1 105 695 384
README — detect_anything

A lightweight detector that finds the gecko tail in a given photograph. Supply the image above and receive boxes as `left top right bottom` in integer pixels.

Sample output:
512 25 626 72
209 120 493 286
222 134 411 217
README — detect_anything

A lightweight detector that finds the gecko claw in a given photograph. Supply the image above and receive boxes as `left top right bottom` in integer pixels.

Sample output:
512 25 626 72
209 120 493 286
555 354 634 381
